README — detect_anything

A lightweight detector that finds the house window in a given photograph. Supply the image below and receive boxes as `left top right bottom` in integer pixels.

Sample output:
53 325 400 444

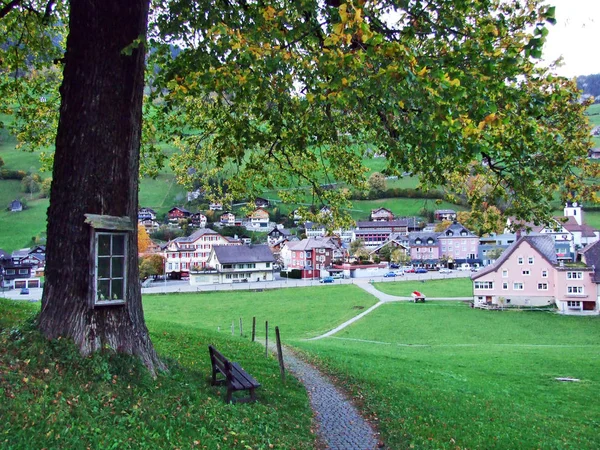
566 272 583 280
567 286 583 294
567 301 581 308
517 257 523 265
522 270 530 276
537 283 548 290
6 269 15 275
513 282 524 290
18 269 28 275
502 270 508 278
541 270 548 278
502 282 508 290
95 232 127 305
474 281 494 290
528 257 534 264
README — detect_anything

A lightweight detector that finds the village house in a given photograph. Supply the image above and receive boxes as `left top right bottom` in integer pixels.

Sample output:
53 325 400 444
472 235 599 315
434 209 457 221
304 222 327 238
246 208 270 230
369 233 410 259
9 199 23 212
370 207 394 222
167 206 191 225
409 233 440 265
164 228 240 278
189 212 207 228
254 197 270 208
478 233 516 266
192 244 275 285
281 238 338 279
437 222 480 267
219 211 238 227
138 207 156 221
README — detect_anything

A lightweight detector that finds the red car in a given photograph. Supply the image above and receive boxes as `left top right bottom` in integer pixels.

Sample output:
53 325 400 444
404 267 415 273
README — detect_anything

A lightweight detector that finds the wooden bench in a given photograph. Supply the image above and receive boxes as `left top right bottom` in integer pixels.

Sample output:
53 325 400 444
208 345 260 404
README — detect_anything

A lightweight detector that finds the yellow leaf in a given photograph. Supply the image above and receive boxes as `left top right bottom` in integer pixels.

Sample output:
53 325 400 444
355 8 363 23
449 78 461 87
333 23 344 36
417 66 428 77
398 100 405 108
339 4 348 23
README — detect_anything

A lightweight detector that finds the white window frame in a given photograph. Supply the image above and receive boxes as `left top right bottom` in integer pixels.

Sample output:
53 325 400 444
502 282 508 290
522 270 530 276
94 232 127 306
567 286 584 294
566 272 583 280
528 257 534 265
474 281 494 290
537 283 548 291
541 270 548 278
513 282 524 290
517 257 523 265
502 270 508 278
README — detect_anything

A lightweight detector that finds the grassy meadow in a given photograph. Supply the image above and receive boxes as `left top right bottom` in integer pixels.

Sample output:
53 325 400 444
2 282 600 448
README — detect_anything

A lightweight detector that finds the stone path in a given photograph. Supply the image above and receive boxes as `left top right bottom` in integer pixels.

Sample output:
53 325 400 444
274 345 380 450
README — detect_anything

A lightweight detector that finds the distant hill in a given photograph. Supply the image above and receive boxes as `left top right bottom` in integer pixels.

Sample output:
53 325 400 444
577 74 600 102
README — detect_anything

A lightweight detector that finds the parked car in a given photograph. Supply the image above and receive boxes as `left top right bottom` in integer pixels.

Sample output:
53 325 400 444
320 276 334 283
383 272 397 277
389 263 400 269
415 268 428 274
20 288 29 295
439 268 452 274
404 267 416 273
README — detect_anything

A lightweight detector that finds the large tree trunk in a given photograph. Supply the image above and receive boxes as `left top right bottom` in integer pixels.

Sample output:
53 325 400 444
39 0 164 374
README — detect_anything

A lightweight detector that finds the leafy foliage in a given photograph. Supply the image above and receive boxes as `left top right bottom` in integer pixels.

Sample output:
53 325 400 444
147 0 595 228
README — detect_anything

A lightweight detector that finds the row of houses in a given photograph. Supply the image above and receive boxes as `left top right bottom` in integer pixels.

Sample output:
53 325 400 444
138 206 273 232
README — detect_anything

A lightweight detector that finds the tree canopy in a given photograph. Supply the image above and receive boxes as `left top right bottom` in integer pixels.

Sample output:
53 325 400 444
0 0 598 226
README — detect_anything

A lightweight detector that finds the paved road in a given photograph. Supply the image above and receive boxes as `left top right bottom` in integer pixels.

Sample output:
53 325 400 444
0 271 472 302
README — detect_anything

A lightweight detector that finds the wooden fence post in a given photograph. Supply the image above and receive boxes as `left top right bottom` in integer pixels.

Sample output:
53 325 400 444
265 321 268 358
275 326 285 382
252 316 256 342
239 317 243 337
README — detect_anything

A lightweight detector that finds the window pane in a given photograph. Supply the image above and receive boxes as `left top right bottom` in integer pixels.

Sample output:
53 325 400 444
98 257 111 278
111 279 124 300
98 234 111 256
112 256 124 278
98 280 110 301
112 234 125 256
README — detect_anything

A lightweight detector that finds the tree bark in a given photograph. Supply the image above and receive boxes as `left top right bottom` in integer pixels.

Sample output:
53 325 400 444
39 0 164 375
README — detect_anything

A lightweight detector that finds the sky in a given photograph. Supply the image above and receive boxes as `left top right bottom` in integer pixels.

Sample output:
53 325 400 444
540 0 600 77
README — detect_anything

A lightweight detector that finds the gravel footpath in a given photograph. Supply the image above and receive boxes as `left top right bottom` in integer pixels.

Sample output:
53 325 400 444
275 346 380 450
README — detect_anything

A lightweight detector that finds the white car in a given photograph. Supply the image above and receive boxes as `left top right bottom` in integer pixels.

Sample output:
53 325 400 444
439 268 452 274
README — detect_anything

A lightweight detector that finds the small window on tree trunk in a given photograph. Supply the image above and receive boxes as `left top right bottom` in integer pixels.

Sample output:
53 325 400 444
95 232 127 305
85 213 133 307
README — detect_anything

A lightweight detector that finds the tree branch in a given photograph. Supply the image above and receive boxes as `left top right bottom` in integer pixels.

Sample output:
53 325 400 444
0 0 23 20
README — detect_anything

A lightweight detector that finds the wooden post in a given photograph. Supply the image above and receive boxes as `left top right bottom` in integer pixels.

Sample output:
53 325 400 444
275 326 285 382
265 321 268 358
252 316 256 342
239 317 243 337
231 320 234 335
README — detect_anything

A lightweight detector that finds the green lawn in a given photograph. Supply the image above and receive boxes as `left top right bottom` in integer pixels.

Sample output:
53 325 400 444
143 285 379 341
0 298 315 449
372 277 473 297
295 301 600 449
0 198 48 252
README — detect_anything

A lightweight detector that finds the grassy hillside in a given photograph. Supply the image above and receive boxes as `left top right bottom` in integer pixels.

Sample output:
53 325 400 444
0 298 316 449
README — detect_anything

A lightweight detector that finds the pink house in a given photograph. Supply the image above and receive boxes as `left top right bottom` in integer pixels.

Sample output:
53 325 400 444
437 223 479 262
409 233 440 263
472 235 599 315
